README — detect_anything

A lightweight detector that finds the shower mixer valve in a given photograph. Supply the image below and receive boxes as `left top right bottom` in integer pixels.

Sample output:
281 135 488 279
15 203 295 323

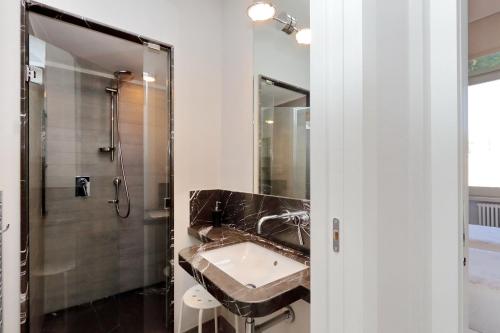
75 176 90 197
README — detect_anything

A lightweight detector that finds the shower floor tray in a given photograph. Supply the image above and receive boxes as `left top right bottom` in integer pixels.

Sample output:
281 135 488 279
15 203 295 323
41 283 167 333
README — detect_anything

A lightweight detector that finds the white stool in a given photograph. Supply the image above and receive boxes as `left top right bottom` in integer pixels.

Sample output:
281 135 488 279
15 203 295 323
178 284 239 333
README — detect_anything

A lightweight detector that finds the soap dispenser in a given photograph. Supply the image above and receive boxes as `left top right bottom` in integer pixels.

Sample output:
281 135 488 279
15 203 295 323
212 201 223 227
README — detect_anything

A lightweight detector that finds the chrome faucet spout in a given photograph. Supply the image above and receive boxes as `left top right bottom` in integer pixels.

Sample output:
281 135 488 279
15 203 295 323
256 211 309 235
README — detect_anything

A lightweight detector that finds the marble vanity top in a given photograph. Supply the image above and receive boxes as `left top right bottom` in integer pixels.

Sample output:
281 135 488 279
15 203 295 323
179 225 310 318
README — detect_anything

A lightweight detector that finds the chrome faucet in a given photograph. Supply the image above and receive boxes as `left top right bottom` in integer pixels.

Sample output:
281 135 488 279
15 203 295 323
256 211 309 235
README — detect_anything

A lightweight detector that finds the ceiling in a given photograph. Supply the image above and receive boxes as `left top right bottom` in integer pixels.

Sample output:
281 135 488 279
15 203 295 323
469 0 500 22
29 12 169 84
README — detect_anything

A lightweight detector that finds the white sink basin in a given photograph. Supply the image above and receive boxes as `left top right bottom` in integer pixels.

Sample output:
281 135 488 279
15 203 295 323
199 242 307 288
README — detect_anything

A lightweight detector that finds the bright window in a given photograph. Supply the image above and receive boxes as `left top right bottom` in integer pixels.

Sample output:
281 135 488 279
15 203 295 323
469 79 500 188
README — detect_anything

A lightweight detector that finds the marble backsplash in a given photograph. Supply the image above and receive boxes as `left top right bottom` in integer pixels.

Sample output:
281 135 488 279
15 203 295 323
189 190 310 252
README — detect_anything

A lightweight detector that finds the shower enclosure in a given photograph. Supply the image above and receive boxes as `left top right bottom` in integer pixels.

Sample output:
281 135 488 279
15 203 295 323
21 4 173 332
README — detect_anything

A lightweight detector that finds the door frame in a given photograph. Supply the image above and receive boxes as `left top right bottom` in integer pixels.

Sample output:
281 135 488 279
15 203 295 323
429 0 468 331
20 2 175 332
459 0 469 330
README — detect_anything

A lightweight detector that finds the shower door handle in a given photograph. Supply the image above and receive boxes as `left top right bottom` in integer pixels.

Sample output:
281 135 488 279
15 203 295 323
163 197 171 209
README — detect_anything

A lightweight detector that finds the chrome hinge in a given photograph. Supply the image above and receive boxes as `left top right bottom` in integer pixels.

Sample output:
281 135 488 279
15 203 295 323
24 65 32 82
25 65 43 84
146 42 161 51
332 218 340 252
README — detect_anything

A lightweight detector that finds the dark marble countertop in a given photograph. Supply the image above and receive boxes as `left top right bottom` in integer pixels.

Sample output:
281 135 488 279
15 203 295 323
179 225 310 318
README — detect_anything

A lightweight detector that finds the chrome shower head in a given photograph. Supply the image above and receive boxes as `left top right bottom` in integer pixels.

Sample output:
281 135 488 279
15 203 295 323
114 70 134 81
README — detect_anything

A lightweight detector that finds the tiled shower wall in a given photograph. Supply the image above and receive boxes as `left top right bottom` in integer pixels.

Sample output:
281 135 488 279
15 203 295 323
37 44 168 313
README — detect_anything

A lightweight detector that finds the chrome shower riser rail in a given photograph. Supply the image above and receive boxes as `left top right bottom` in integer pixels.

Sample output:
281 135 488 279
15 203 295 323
107 75 131 219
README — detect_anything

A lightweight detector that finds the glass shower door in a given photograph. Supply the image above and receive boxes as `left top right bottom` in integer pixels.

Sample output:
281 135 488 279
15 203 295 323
27 11 172 332
28 31 122 332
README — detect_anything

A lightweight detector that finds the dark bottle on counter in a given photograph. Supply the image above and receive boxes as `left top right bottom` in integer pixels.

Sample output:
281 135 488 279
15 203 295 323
212 201 223 227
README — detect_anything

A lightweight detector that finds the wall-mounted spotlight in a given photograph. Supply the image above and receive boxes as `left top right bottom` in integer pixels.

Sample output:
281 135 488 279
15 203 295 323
295 28 311 45
247 2 276 21
247 1 310 45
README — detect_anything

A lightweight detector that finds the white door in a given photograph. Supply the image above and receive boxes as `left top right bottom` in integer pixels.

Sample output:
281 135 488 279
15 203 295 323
310 0 467 332
311 0 364 332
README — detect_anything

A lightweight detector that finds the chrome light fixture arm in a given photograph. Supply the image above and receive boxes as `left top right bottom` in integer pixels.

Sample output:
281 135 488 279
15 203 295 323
247 2 311 44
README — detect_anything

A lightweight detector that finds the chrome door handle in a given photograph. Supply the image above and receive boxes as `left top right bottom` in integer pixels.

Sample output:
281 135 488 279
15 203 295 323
332 218 340 252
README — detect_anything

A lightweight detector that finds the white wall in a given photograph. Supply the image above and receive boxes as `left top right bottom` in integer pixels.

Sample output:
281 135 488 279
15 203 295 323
220 1 310 332
0 1 21 332
469 0 500 22
0 1 223 332
254 0 310 90
220 0 254 192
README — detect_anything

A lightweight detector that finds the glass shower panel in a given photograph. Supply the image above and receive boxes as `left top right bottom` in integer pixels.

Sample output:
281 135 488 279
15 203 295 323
292 107 310 199
259 106 310 199
28 31 122 332
141 44 172 330
28 35 47 333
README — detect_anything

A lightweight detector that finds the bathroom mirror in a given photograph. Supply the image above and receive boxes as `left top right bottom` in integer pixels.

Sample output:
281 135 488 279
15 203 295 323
252 0 310 199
